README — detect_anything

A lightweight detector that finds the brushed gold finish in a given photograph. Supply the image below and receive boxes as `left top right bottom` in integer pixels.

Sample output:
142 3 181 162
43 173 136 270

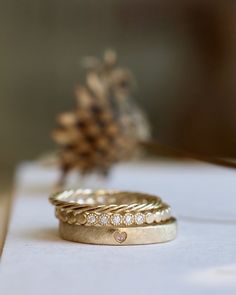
59 218 177 245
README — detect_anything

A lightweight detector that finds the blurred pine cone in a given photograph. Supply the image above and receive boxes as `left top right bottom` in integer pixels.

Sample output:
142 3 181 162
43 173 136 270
53 50 150 184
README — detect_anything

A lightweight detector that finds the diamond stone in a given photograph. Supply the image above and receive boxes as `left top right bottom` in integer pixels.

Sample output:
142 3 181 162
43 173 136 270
134 213 145 225
99 214 110 226
145 212 155 224
123 213 134 226
87 213 97 225
111 214 122 226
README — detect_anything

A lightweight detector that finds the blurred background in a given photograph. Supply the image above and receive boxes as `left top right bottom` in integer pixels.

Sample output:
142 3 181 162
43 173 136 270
1 0 236 188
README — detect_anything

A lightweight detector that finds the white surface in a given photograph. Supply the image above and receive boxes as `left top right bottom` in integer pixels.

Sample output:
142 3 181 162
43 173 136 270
0 161 236 295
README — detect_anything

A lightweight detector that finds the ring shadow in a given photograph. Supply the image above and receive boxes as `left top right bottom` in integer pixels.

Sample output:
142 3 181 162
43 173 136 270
18 226 63 243
17 227 118 247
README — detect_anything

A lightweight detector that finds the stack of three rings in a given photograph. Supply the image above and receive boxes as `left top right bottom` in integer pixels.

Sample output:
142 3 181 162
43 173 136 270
49 189 177 245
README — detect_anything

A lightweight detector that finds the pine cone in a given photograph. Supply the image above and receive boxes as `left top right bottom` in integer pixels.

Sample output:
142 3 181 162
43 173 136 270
53 50 150 184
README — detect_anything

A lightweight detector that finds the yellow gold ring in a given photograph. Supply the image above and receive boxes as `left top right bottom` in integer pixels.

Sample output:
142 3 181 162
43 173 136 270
49 189 177 245
59 219 177 245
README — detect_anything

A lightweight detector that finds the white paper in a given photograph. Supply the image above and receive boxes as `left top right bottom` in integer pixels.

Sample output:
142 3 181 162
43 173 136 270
0 161 236 295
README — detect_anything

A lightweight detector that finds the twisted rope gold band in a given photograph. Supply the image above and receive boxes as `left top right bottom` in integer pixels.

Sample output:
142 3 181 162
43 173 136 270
49 189 163 214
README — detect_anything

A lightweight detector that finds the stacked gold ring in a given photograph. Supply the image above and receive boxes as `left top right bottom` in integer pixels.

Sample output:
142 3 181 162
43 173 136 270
50 189 177 245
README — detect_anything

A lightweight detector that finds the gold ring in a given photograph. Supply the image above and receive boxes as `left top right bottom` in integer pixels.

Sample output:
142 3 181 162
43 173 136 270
49 189 177 245
59 219 177 245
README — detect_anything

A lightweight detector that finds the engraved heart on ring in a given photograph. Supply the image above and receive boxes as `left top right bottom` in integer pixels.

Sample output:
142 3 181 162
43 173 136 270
113 230 127 243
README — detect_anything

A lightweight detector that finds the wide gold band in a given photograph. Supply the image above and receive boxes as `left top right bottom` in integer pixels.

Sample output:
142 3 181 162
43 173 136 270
59 218 177 245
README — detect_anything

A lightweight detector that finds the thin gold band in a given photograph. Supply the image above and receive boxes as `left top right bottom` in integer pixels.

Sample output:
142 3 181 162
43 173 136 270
55 204 172 227
59 218 177 245
50 189 162 210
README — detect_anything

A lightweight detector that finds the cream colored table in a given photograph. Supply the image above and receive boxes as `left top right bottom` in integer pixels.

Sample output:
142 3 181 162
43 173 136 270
0 161 235 295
